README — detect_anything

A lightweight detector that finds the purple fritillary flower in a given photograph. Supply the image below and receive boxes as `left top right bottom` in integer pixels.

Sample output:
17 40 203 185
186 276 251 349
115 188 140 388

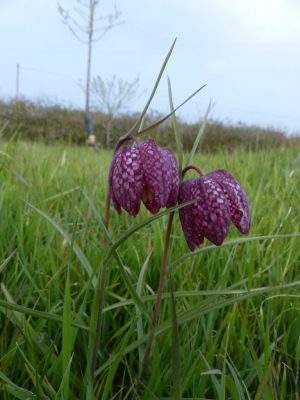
178 169 251 250
109 138 180 217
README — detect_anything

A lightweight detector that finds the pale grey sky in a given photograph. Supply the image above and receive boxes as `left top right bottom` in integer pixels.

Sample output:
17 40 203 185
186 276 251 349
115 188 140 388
1 0 300 133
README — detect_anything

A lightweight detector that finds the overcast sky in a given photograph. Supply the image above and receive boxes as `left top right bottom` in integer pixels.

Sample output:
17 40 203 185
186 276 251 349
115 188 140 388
1 0 300 134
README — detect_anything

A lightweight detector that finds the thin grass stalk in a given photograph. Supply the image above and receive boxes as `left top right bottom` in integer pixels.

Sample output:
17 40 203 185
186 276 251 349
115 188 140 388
91 262 107 377
169 265 181 399
91 190 111 378
137 212 175 392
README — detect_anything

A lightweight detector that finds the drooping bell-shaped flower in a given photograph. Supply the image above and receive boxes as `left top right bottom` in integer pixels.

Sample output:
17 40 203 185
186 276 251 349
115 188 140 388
178 168 251 250
109 138 180 217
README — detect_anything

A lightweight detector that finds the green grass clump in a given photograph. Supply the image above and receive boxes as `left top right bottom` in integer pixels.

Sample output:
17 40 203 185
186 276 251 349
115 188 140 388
0 139 300 399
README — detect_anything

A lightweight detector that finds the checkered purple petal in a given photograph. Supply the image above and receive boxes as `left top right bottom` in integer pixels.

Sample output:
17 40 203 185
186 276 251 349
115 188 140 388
139 139 179 213
178 179 204 250
163 148 180 208
196 176 231 245
207 169 251 234
179 176 231 248
108 145 145 217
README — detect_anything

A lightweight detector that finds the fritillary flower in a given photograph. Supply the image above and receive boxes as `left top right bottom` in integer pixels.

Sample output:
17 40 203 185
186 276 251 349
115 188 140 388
109 138 179 217
178 166 251 250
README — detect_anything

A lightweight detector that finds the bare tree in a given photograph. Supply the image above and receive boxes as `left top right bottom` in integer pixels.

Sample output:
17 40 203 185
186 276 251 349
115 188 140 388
92 75 141 147
57 0 122 144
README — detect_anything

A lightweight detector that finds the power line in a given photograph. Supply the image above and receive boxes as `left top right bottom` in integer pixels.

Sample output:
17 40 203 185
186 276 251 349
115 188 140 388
0 63 299 129
0 63 78 81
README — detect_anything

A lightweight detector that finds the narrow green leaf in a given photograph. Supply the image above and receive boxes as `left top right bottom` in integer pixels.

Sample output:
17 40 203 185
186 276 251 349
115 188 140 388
135 84 206 138
168 77 183 174
171 233 300 268
16 346 45 398
43 186 81 202
0 371 35 399
224 356 250 400
0 250 16 274
169 267 181 400
124 38 177 138
219 323 230 400
62 269 73 400
55 355 74 400
15 342 57 398
91 261 107 376
105 200 195 263
136 252 152 368
199 350 221 393
86 274 101 387
0 299 88 331
25 201 94 279
82 190 152 324
81 275 99 392
96 280 300 375
81 189 112 243
1 283 24 326
253 335 276 400
186 100 212 167
101 328 131 400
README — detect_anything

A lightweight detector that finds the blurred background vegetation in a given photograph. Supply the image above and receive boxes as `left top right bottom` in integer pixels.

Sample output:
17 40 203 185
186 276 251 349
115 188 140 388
1 98 299 151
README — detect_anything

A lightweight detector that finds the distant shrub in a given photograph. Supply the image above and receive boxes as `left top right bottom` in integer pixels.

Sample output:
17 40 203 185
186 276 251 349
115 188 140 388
0 97 299 151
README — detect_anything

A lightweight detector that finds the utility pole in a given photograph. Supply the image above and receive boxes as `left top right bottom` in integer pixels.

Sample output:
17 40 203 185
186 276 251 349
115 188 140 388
16 63 20 101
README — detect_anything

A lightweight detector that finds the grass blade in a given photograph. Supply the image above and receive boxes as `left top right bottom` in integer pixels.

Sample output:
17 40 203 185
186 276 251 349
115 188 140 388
219 323 230 400
169 267 181 400
25 201 93 279
82 190 151 324
171 233 300 268
62 269 73 399
96 280 300 375
105 200 195 263
101 328 131 400
0 250 16 274
0 299 88 330
136 252 152 368
0 371 35 399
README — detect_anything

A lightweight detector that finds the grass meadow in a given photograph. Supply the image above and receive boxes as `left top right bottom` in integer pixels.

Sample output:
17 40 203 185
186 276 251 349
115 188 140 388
0 139 300 399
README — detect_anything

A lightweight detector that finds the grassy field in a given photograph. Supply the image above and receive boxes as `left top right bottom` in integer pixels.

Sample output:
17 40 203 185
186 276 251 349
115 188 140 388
0 139 300 399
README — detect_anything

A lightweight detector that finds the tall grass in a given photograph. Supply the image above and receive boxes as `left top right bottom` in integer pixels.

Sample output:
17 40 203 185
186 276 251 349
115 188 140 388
0 139 300 399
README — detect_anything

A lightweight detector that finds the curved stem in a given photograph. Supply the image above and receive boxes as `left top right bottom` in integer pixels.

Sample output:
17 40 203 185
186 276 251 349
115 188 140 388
182 164 205 178
137 211 175 392
115 134 138 152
